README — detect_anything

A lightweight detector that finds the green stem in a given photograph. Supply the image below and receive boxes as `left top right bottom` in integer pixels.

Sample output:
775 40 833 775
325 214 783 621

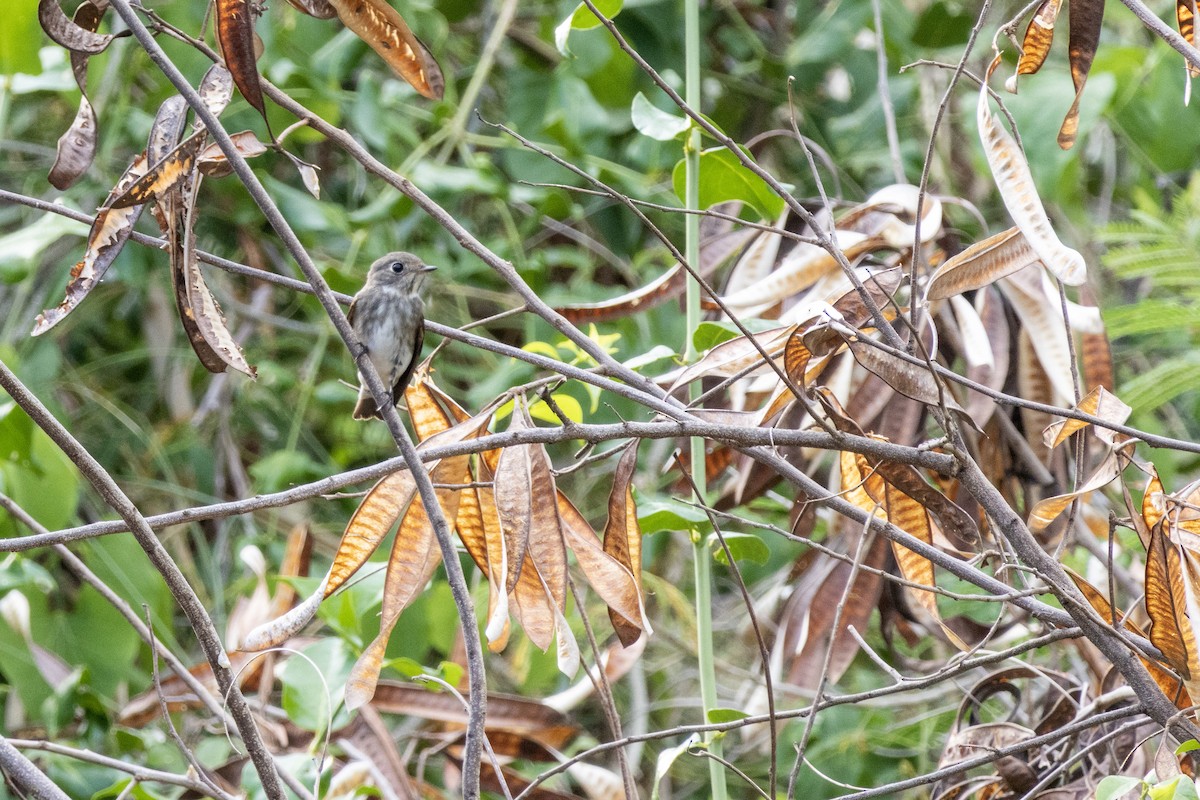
683 1 728 797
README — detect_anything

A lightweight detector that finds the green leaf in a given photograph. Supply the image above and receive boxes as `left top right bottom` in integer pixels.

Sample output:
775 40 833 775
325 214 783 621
709 532 770 566
1094 775 1144 800
554 0 623 55
631 92 690 141
528 393 584 424
706 707 749 723
672 147 785 220
692 321 741 351
1179 740 1200 755
692 319 780 352
637 494 711 535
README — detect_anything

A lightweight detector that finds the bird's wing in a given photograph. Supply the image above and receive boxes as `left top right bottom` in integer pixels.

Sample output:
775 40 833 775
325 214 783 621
392 320 424 405
346 295 358 327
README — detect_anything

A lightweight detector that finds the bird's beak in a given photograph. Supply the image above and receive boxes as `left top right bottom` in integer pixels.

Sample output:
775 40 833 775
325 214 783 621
420 264 438 273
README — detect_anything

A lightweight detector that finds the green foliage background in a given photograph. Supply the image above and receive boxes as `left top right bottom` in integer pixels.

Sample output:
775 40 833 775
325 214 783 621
1 0 1198 796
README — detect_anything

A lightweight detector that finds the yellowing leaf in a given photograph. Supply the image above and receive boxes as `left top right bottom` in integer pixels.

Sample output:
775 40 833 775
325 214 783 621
328 0 444 99
1146 520 1200 679
601 442 646 646
107 131 206 210
1042 385 1132 448
857 455 967 650
1015 0 1063 80
1027 445 1130 532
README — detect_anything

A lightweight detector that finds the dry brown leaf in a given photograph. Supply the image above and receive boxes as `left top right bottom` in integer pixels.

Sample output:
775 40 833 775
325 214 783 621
47 0 104 190
346 458 464 708
1015 0 1063 80
978 54 1086 285
1059 0 1104 149
328 0 444 99
720 230 878 315
49 96 97 190
667 325 796 391
32 154 149 335
925 227 1041 301
777 533 891 690
998 264 1076 406
197 130 270 176
1146 519 1200 679
179 170 257 376
371 681 579 752
523 402 576 673
108 130 207 210
215 0 271 130
38 0 122 54
1145 469 1167 533
858 455 967 649
843 335 969 420
1042 385 1131 448
1027 444 1131 532
30 88 195 335
599 442 645 646
722 208 788 296
495 406 534 594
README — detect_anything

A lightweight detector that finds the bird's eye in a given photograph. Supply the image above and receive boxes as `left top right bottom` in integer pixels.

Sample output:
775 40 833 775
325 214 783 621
390 261 404 274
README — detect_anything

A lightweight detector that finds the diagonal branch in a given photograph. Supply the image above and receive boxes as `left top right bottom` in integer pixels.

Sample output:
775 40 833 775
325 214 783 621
0 362 290 800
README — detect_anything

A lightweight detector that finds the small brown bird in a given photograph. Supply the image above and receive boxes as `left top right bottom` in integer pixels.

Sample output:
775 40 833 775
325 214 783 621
348 252 437 420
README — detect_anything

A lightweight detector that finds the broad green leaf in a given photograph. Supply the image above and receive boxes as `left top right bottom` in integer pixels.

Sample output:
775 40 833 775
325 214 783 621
672 147 785 220
631 92 689 141
1095 775 1144 800
706 707 749 723
554 0 622 55
692 321 742 351
692 319 780 352
637 494 710 535
709 532 770 566
1178 740 1200 755
1149 775 1200 800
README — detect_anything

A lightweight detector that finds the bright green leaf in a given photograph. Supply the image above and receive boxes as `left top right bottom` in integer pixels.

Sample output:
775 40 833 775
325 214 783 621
554 0 623 55
706 707 749 723
672 147 785 220
692 321 742 351
1178 740 1200 755
632 92 690 141
528 393 584 424
709 532 770 566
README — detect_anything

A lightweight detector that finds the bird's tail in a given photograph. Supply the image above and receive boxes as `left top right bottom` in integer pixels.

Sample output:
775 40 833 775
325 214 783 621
352 385 381 420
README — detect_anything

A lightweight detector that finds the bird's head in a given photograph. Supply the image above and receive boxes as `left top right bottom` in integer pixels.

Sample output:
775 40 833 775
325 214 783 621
366 251 437 293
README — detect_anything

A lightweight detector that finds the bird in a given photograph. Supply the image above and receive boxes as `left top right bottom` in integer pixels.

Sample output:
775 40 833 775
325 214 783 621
347 251 437 420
